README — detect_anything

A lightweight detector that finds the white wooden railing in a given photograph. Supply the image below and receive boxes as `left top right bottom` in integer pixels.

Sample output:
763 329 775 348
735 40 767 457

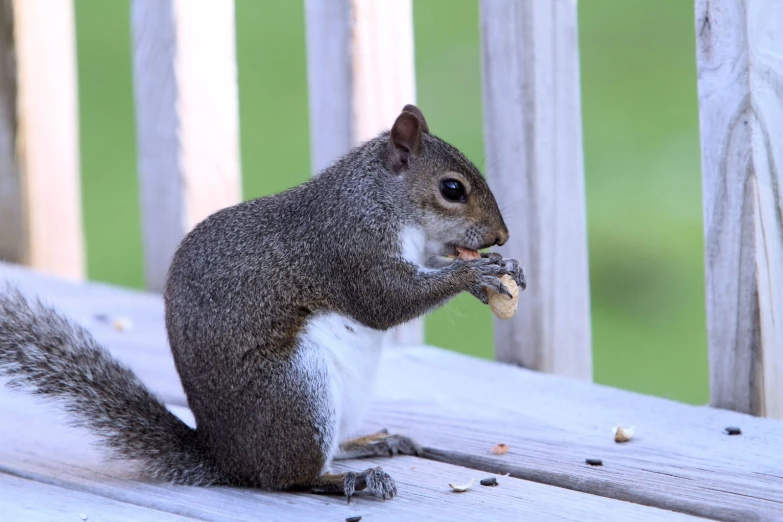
0 0 780 420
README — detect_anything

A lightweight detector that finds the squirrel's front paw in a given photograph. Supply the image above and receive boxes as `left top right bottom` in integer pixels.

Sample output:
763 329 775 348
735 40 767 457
499 257 526 291
456 258 514 304
480 252 526 291
344 467 397 502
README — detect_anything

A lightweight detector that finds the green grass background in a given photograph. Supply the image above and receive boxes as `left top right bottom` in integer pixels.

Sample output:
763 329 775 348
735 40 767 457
72 0 707 404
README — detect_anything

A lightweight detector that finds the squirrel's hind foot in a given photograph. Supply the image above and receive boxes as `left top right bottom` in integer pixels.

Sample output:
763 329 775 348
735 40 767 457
346 466 397 502
308 467 397 502
335 429 422 460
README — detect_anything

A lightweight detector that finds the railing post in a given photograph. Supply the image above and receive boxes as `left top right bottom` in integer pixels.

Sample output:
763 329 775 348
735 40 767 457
479 0 593 380
131 0 242 293
0 0 85 280
304 0 421 345
694 0 783 419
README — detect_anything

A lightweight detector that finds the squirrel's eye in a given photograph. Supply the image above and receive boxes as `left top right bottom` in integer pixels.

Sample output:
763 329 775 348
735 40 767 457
440 179 466 202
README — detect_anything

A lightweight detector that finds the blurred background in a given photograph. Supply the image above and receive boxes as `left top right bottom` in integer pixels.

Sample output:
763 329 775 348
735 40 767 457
73 0 707 404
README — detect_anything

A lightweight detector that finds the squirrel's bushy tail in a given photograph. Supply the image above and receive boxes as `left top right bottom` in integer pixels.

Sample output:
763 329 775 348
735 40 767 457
0 285 225 486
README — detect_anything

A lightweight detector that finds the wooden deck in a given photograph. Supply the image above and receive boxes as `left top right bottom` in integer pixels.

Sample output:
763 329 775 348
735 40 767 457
1 262 781 522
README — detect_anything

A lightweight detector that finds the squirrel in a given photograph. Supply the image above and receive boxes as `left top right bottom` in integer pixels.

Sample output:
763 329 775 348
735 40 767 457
0 104 525 501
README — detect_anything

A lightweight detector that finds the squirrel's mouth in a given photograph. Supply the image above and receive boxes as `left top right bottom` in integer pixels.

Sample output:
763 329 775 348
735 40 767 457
445 244 481 260
426 243 484 270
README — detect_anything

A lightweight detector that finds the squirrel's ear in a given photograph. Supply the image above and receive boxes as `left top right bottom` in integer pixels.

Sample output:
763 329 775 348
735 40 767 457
387 110 423 174
401 104 430 134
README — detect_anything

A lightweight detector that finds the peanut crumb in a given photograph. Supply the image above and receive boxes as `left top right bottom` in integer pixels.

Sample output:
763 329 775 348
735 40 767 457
491 443 509 455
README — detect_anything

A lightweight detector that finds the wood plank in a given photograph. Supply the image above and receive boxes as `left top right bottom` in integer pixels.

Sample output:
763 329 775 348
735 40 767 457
131 0 242 293
0 393 705 521
694 0 783 419
368 347 783 522
0 474 199 522
478 0 592 379
0 0 85 280
303 0 422 346
2 264 780 520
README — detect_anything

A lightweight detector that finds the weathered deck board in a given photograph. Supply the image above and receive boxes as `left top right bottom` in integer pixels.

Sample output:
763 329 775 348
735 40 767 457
1 262 781 521
0 392 703 522
368 349 783 522
0 474 199 522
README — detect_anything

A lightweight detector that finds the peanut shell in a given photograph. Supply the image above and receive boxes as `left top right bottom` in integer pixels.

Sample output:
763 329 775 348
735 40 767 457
487 274 519 319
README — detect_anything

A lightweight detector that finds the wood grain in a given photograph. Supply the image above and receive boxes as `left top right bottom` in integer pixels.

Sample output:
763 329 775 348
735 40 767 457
131 0 242 293
0 394 704 521
0 0 84 280
304 0 422 346
478 0 592 379
694 0 783 420
0 474 198 522
1 263 780 520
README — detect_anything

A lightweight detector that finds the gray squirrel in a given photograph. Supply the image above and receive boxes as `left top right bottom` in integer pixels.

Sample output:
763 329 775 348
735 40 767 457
0 105 525 500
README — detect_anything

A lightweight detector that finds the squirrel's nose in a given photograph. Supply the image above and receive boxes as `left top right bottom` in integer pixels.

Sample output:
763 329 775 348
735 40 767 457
495 227 509 247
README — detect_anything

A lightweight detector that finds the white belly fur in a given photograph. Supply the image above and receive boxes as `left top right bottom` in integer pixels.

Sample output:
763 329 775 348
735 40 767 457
296 312 385 453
